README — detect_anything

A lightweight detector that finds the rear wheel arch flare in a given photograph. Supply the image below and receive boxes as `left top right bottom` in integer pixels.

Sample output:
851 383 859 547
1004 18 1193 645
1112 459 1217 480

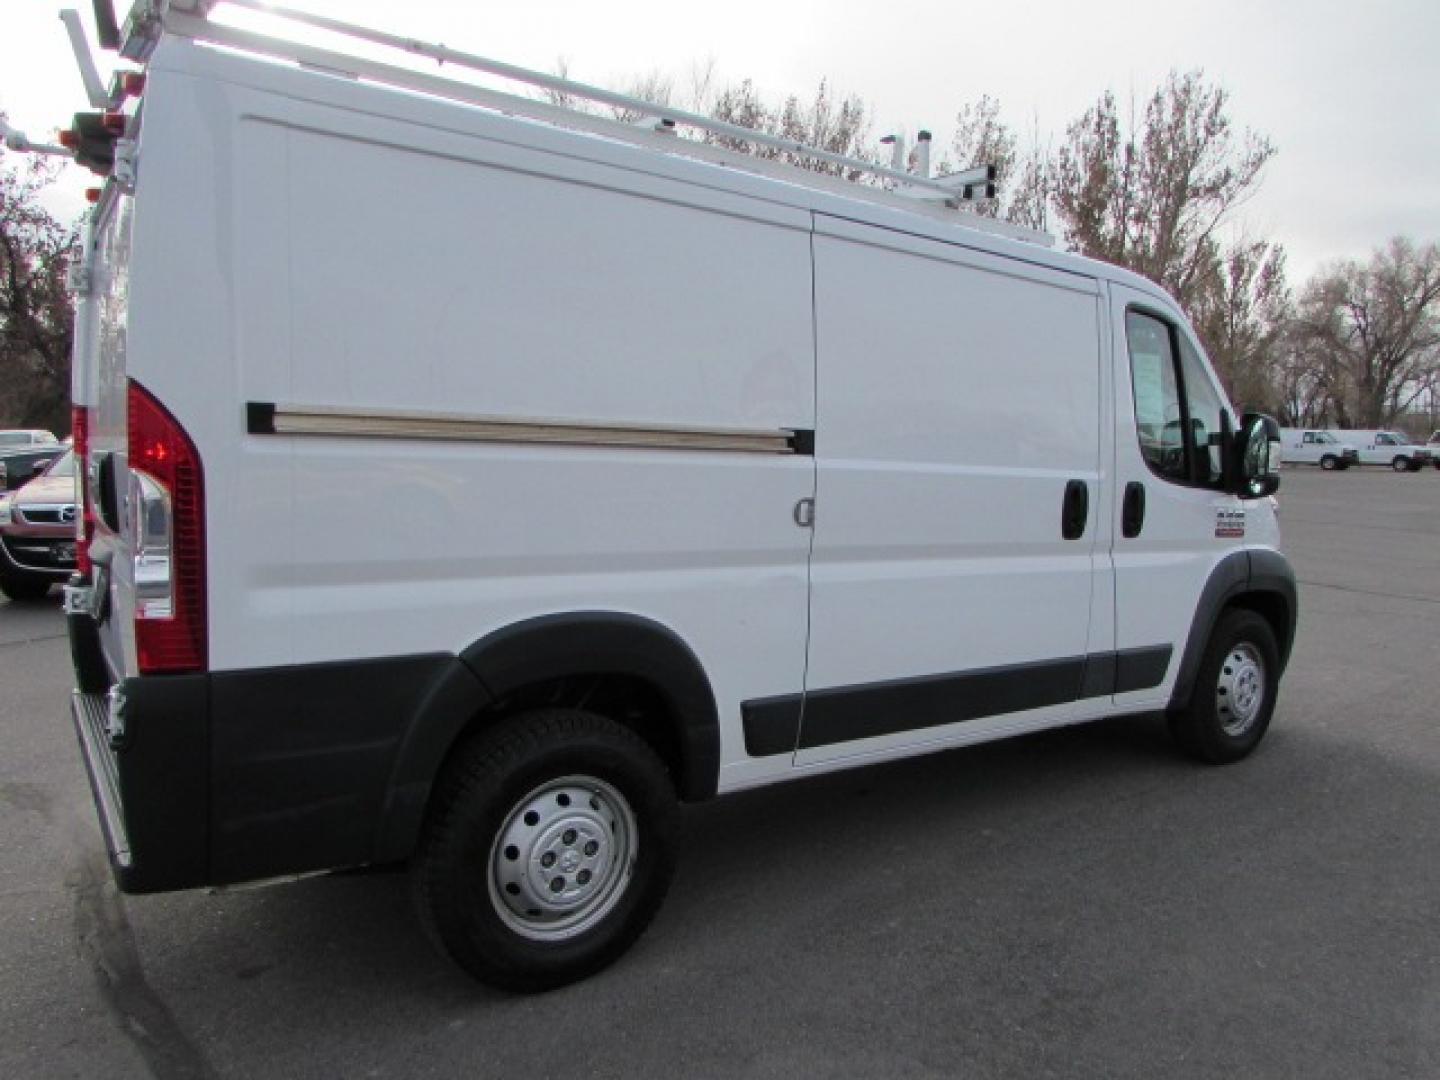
459 612 721 803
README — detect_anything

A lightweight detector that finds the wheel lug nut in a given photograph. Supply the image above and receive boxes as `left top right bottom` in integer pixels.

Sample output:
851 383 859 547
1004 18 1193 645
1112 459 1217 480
577 870 592 885
562 829 577 845
550 877 565 893
584 841 599 857
541 852 556 868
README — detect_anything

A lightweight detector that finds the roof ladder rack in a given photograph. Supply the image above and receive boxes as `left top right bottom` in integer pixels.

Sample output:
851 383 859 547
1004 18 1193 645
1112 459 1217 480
116 0 1048 243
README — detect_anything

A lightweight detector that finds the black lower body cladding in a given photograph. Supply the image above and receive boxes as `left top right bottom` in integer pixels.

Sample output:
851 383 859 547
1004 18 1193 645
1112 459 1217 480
68 610 725 895
67 606 491 891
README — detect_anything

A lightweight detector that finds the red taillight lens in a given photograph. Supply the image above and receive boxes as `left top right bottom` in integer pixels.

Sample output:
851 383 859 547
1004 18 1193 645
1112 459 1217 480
72 405 93 576
128 381 207 673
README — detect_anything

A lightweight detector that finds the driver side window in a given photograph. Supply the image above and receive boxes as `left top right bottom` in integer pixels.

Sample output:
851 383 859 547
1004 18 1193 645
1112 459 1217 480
1126 312 1187 483
1178 334 1225 484
1125 309 1228 489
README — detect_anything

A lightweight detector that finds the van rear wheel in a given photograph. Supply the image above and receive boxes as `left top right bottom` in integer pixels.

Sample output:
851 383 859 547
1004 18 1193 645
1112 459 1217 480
1169 609 1279 764
412 708 678 992
1392 456 1411 472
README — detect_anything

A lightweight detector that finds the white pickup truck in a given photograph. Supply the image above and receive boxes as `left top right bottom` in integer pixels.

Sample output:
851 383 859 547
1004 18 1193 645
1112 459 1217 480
1279 429 1359 470
1428 431 1440 469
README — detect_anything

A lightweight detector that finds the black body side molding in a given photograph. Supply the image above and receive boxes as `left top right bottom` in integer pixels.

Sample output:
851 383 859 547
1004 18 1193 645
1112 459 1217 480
742 645 1174 756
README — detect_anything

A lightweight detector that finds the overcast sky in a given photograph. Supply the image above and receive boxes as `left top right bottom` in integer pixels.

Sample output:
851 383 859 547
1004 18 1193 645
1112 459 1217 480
3 0 1437 284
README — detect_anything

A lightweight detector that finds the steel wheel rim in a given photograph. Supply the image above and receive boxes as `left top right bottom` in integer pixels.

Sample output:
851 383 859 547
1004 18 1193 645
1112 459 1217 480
487 775 638 942
1216 642 1266 736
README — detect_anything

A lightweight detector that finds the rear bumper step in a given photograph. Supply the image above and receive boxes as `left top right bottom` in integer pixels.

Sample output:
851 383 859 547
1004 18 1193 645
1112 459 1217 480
70 690 133 868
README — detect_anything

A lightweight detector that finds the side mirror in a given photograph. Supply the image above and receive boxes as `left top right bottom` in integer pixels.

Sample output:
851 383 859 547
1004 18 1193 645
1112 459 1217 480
1235 413 1281 498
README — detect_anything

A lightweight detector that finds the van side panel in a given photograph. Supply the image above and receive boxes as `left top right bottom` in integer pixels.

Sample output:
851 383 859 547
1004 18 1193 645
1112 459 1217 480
792 217 1104 770
140 49 817 791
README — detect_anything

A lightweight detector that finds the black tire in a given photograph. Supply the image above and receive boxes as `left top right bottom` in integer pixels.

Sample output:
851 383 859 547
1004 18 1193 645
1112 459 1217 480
413 708 679 993
0 574 53 602
1392 456 1411 473
1169 609 1280 765
1319 454 1337 471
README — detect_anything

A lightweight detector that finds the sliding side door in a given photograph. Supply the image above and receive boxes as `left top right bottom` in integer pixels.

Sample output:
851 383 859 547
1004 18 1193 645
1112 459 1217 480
794 217 1106 768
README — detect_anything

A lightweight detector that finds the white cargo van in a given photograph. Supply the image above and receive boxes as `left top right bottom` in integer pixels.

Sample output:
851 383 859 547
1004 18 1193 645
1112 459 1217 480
1326 430 1433 472
53 1 1295 992
1279 428 1359 470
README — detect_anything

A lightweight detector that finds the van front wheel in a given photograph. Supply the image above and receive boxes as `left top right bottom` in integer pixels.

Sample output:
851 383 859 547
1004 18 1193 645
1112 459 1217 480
1319 454 1338 470
1392 456 1412 472
1169 609 1279 765
413 708 678 992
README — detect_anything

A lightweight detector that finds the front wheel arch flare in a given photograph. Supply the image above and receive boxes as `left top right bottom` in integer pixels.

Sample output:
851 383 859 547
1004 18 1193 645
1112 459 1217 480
1167 549 1297 713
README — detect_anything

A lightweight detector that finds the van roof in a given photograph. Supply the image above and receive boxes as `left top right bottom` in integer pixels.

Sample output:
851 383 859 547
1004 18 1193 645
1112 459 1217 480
140 9 1177 313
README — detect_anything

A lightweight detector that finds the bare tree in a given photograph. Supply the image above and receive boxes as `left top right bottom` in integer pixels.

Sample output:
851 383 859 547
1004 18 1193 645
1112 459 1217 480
708 78 875 180
1051 71 1275 309
0 139 76 434
947 96 1015 220
1189 237 1290 411
1292 237 1440 428
1004 120 1054 234
608 69 675 124
1268 331 1335 427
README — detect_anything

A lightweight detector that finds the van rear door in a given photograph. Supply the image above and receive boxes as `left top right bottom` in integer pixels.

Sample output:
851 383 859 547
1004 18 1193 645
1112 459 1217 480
72 192 137 683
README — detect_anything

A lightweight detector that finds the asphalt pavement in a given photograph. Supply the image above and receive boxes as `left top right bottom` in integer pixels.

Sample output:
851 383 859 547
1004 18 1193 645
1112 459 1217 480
2 467 1438 1079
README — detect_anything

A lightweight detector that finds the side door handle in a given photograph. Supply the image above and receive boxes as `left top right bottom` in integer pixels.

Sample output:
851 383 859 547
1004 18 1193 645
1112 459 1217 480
1122 481 1146 538
1061 479 1089 540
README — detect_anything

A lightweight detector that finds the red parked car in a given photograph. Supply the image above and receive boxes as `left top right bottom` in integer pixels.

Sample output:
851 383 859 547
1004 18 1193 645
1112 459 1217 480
0 448 77 602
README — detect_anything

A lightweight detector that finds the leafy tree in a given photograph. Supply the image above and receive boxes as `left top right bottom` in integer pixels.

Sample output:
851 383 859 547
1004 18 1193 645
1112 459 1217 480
1292 237 1440 428
0 138 76 435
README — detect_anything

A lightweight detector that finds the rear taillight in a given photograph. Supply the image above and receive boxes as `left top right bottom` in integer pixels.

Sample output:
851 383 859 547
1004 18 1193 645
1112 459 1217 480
72 404 94 575
127 381 207 674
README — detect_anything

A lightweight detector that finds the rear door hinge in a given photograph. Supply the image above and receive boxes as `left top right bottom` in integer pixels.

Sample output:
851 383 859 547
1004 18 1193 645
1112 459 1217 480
112 138 138 191
66 260 94 297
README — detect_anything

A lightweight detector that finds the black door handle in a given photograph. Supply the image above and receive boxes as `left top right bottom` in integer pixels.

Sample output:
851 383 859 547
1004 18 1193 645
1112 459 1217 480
1122 481 1146 538
1062 480 1089 540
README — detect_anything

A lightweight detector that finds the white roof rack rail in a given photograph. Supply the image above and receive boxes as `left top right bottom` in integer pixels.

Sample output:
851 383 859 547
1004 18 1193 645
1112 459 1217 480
114 0 1053 245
